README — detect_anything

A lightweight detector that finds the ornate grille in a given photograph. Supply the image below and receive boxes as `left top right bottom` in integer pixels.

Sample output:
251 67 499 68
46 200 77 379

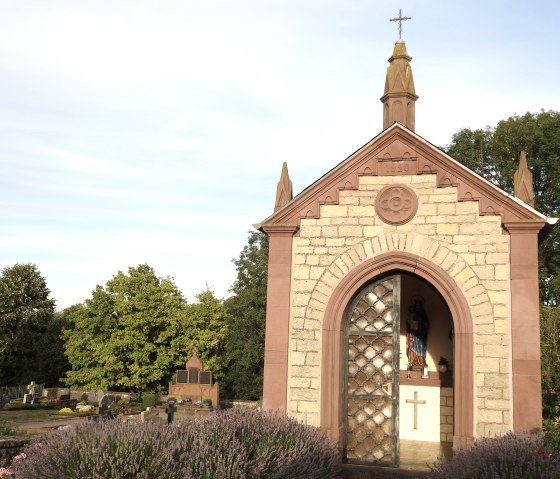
345 276 400 466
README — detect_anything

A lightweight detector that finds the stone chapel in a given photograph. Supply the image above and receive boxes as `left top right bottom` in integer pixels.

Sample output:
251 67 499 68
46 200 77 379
257 37 556 467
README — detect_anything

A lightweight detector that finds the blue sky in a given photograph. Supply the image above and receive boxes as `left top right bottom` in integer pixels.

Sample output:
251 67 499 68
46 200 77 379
1 1 559 309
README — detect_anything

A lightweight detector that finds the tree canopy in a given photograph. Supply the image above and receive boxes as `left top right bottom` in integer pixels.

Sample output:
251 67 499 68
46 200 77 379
63 264 228 392
0 263 66 386
445 110 560 305
541 306 560 419
221 231 269 400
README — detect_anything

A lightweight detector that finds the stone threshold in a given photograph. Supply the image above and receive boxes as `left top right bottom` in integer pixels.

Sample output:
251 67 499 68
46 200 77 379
341 463 429 479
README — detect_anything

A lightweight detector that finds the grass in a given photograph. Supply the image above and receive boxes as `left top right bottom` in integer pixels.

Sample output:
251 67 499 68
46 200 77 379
0 409 81 424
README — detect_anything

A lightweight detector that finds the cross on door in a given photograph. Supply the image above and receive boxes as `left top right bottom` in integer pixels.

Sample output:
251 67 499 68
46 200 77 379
405 390 426 430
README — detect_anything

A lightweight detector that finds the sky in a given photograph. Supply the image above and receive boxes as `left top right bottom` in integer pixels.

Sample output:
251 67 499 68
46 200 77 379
1 1 559 309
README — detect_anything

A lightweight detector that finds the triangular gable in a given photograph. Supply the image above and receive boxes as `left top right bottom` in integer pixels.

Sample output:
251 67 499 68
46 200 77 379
260 123 547 229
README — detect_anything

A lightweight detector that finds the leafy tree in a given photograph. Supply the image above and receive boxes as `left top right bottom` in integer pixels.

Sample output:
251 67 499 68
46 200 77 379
0 263 65 386
63 264 185 392
444 127 495 180
63 264 229 393
221 231 269 400
541 306 560 419
445 110 560 305
166 288 229 381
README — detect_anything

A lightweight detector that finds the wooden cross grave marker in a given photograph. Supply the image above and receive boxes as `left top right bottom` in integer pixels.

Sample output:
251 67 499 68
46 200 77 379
405 390 426 430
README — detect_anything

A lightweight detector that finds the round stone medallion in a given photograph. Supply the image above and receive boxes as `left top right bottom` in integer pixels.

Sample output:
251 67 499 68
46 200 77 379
375 184 418 225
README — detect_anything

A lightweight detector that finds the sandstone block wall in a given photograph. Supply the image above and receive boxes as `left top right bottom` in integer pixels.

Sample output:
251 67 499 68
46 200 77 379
440 387 454 442
287 173 512 437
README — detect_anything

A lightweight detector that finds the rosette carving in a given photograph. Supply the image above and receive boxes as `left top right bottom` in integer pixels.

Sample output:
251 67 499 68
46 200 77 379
375 184 418 225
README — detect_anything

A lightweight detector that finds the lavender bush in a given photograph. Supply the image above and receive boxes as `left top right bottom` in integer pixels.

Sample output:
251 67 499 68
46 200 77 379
12 408 341 479
428 432 560 479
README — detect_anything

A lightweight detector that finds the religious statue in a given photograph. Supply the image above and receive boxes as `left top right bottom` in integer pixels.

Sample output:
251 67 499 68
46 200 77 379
406 297 429 368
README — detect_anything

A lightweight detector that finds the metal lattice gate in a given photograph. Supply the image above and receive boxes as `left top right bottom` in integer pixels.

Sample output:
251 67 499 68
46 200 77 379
345 275 400 467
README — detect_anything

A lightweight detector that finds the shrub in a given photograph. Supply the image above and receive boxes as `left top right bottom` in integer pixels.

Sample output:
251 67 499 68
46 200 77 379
4 401 33 411
127 403 146 412
202 397 212 406
3 401 56 411
142 393 157 408
111 400 130 415
0 452 25 477
0 420 20 437
58 408 73 415
428 431 560 479
12 408 341 479
544 418 560 457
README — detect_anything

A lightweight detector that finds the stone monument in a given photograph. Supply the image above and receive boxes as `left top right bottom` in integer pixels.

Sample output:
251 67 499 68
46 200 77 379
168 351 219 406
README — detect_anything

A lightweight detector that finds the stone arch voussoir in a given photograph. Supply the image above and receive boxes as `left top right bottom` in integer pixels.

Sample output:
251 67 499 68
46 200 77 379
311 232 492 328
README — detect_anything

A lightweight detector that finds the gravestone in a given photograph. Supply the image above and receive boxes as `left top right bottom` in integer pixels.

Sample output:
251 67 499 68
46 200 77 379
166 400 177 424
25 381 41 404
99 395 112 408
43 388 58 401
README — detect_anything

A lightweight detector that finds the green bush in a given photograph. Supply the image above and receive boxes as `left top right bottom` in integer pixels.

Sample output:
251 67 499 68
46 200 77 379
11 409 341 478
428 431 560 479
0 420 20 437
142 394 157 408
544 418 560 457
3 401 57 411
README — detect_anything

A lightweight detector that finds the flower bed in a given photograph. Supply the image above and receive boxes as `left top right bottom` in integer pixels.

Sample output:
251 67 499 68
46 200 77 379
8 409 341 478
428 431 560 479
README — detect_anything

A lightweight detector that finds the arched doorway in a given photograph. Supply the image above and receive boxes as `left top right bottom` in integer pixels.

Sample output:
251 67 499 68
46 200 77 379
343 272 454 466
320 252 474 458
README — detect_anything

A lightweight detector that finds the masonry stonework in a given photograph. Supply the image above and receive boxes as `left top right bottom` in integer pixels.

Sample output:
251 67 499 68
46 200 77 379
287 173 512 437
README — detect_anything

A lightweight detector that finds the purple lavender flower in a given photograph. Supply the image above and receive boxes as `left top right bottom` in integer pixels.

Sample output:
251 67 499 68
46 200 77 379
12 408 342 478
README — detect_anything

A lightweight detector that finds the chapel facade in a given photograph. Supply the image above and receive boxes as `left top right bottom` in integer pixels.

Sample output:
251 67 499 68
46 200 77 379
258 38 554 466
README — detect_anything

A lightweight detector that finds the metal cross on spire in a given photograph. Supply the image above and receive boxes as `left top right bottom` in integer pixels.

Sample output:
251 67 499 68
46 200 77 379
390 8 412 40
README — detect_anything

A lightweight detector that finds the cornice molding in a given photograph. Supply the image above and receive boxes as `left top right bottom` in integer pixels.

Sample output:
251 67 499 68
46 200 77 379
261 224 299 236
503 221 546 234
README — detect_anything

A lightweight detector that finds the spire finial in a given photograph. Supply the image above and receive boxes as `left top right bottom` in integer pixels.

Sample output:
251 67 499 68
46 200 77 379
274 162 293 212
380 40 418 131
514 150 535 207
390 8 411 40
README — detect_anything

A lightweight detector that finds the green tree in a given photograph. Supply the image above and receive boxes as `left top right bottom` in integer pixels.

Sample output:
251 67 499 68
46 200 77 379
63 264 185 392
541 306 560 419
0 263 65 386
63 264 229 393
167 289 229 381
444 127 495 180
221 231 269 400
445 110 560 305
